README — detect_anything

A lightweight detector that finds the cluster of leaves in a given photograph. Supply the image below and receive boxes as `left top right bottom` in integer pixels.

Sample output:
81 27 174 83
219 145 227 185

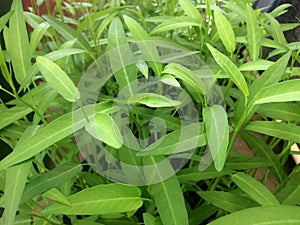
0 0 300 224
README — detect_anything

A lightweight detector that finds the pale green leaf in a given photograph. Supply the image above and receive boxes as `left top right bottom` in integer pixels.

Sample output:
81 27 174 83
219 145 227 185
21 161 82 204
0 11 13 32
214 9 235 53
232 172 280 206
203 105 229 171
207 44 249 97
44 15 93 52
85 113 123 149
246 4 261 61
36 56 80 102
42 184 142 215
152 176 189 225
8 0 31 84
123 15 162 76
254 79 300 105
43 188 72 206
29 22 50 56
0 102 112 170
150 17 200 35
128 93 181 108
208 206 300 225
198 191 259 213
245 121 300 143
178 0 202 20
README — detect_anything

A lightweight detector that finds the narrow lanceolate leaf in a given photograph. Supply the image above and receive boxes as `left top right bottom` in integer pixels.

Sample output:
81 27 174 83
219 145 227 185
249 52 290 96
36 56 80 102
246 4 261 61
9 0 31 84
3 161 31 225
163 63 206 99
198 191 259 213
232 172 280 206
143 213 163 225
85 113 123 149
240 131 287 184
42 184 143 215
254 79 300 105
137 123 206 156
107 17 137 94
177 166 235 183
277 173 300 205
203 105 229 171
214 9 235 53
44 16 93 52
245 121 300 144
208 206 300 225
0 11 13 32
128 93 181 108
0 103 110 170
29 22 50 56
207 44 249 97
152 176 189 225
265 14 287 45
123 15 162 76
256 102 300 122
3 126 38 225
21 161 82 204
43 188 72 206
0 106 32 130
150 17 200 35
178 0 202 21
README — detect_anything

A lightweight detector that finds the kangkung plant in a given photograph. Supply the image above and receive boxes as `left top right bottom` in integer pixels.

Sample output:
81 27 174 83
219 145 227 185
0 0 300 224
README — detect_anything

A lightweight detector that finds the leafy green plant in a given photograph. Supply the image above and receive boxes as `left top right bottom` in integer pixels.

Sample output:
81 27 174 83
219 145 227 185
0 0 300 224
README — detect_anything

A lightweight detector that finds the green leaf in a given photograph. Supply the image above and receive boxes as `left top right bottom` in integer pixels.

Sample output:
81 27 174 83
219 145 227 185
3 125 38 225
152 176 189 225
29 22 50 56
36 56 80 102
277 173 300 205
85 113 123 149
42 184 143 215
177 166 235 183
150 17 200 35
203 105 229 171
44 16 93 52
128 93 181 108
254 80 300 105
232 172 280 206
21 161 82 204
19 48 88 92
214 9 235 53
246 4 261 61
0 11 13 32
178 0 202 21
0 103 112 170
3 161 31 225
163 63 206 99
240 131 287 184
43 188 72 206
208 205 300 225
107 17 137 94
226 156 272 170
0 106 32 130
256 102 300 122
123 15 162 76
8 0 31 84
249 52 290 99
137 123 206 156
245 121 300 143
189 205 218 225
265 14 287 45
198 191 259 213
207 44 249 97
143 213 163 225
239 60 274 71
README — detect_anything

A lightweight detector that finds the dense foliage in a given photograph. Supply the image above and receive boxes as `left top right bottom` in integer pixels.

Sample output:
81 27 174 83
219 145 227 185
0 0 300 224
